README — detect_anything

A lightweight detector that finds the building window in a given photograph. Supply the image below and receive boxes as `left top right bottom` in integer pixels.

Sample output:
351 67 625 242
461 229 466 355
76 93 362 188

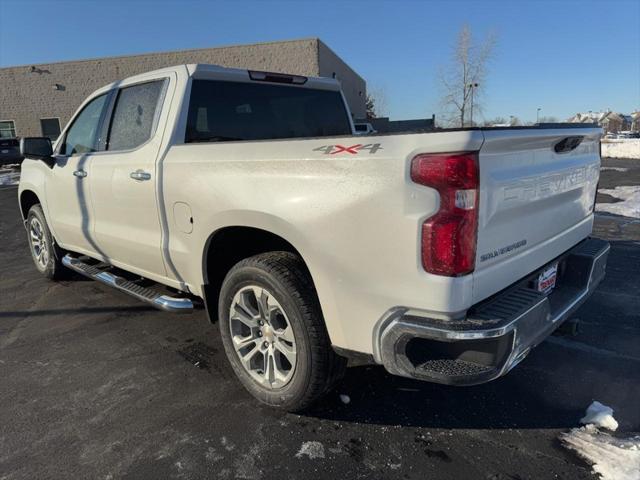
0 120 16 138
40 118 61 141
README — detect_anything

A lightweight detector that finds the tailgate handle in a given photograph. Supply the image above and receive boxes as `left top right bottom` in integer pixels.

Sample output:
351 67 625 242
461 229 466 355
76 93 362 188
554 136 583 153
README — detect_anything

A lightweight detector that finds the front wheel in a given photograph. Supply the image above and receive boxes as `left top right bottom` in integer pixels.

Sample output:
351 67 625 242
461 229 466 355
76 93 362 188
26 204 66 280
218 252 346 411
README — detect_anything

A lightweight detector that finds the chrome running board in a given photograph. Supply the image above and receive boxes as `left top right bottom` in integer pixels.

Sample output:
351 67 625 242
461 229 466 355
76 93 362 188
62 254 194 313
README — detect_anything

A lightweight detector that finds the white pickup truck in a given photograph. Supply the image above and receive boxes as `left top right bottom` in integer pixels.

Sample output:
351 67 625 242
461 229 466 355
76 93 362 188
18 64 609 410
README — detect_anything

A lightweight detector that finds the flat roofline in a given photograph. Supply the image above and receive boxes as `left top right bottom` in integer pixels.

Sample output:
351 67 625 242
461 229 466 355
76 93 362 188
0 37 321 70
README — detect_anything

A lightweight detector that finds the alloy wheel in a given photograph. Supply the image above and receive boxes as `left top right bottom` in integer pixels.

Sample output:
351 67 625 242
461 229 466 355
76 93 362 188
229 285 297 389
29 217 49 270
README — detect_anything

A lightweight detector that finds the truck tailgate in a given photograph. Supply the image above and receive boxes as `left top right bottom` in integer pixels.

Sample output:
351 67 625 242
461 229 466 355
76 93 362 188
473 127 601 303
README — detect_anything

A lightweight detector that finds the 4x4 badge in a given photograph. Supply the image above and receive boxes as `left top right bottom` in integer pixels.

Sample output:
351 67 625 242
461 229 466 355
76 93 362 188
313 143 383 155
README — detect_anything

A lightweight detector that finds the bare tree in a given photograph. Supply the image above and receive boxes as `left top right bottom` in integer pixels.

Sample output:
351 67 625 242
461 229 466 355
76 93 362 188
365 94 377 119
538 115 558 123
439 25 496 127
482 116 507 126
365 86 389 119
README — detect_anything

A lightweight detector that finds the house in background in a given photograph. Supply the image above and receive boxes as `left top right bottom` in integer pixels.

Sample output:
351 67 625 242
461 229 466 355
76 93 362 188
567 110 633 134
631 111 640 131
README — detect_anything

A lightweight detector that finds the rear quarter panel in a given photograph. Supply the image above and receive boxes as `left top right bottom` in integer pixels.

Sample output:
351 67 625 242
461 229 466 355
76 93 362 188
161 131 484 353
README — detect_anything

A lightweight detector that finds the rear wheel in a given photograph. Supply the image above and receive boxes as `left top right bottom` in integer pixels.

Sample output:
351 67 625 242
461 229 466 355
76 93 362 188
218 252 346 411
26 204 66 280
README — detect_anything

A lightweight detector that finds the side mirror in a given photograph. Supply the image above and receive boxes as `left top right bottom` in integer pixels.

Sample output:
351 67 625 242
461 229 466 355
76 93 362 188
20 137 55 168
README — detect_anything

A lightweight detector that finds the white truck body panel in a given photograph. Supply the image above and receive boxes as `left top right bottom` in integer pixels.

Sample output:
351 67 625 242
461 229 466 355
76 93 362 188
162 129 485 354
473 128 601 302
18 64 603 358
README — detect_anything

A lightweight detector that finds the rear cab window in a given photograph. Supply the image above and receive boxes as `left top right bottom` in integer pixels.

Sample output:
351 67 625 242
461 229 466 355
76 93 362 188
185 80 352 143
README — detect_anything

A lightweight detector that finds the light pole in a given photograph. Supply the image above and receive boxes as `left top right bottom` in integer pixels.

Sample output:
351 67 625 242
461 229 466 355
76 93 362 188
536 108 541 124
468 83 479 126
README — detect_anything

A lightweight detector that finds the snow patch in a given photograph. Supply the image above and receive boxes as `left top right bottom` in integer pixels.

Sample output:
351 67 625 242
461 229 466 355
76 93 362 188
596 186 640 218
581 401 619 431
220 436 235 451
0 169 20 186
561 425 640 480
205 446 223 462
600 166 629 172
339 394 350 404
295 441 325 460
561 401 640 480
601 139 640 159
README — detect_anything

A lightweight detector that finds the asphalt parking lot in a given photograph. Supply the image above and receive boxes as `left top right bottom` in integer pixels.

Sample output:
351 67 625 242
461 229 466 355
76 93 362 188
1 158 639 480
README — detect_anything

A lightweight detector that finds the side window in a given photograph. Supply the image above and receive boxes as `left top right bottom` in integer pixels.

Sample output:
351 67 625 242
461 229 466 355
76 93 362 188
107 80 166 151
61 94 108 155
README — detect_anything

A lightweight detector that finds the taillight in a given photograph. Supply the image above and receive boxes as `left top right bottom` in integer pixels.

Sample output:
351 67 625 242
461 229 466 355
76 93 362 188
411 151 479 276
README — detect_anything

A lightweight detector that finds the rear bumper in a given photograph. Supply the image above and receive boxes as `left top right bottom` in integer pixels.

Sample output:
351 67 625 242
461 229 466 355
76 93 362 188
374 237 610 386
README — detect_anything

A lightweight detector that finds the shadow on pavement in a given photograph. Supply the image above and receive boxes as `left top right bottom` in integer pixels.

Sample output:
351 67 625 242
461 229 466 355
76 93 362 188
303 363 588 430
0 305 155 319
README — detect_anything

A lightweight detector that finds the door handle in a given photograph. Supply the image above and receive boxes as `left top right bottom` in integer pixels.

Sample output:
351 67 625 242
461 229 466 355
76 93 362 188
73 170 87 178
130 170 151 181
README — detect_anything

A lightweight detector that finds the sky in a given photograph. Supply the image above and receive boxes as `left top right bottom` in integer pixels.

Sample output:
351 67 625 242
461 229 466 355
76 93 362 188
0 0 638 123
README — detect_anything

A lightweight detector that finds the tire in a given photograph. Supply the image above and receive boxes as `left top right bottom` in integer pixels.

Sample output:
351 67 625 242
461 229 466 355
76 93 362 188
26 204 66 280
218 251 346 411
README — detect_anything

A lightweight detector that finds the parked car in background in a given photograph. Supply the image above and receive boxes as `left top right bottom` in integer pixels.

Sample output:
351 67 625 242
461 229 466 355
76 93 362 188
354 122 377 134
0 138 23 166
616 131 640 139
18 64 608 411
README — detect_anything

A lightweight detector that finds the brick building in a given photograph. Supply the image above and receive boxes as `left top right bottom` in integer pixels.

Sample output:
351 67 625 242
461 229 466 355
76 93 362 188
0 38 366 139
